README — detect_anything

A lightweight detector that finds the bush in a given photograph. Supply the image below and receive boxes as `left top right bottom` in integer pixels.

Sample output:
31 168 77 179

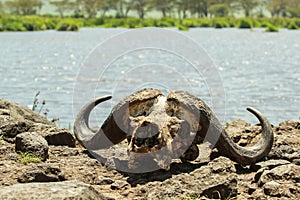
4 21 26 31
237 18 252 29
177 24 189 31
288 21 299 30
141 19 155 27
56 19 82 31
213 19 229 28
22 16 47 31
265 24 279 32
198 19 211 27
260 21 270 28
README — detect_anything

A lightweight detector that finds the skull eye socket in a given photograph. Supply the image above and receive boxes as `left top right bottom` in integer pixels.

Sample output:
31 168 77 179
129 99 156 117
133 122 160 148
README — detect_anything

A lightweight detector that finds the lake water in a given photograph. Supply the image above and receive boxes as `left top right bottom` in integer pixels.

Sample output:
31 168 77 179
0 28 299 127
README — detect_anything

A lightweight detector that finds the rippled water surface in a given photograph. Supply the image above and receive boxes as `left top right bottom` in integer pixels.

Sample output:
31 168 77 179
0 28 299 127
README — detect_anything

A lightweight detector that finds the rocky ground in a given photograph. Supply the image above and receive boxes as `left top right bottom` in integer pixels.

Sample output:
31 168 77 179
0 98 299 200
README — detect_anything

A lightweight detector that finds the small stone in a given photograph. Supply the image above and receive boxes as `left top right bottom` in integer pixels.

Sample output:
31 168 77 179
111 180 129 190
263 181 281 197
251 159 291 171
0 109 10 115
18 164 65 183
15 132 48 161
208 156 236 174
96 175 114 185
41 127 76 147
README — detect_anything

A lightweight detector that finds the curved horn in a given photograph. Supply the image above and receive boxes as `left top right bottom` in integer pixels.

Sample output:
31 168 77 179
167 91 274 165
74 96 119 150
215 107 274 165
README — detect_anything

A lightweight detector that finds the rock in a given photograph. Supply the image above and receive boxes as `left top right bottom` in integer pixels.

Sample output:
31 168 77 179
268 145 300 162
0 99 53 139
263 181 282 197
111 180 129 190
0 121 31 139
263 180 300 198
224 119 261 146
96 175 114 185
258 164 300 186
251 159 291 171
278 120 299 128
15 132 49 161
0 99 51 125
41 127 76 147
208 156 236 173
18 164 66 183
0 180 105 200
146 157 238 199
50 146 79 157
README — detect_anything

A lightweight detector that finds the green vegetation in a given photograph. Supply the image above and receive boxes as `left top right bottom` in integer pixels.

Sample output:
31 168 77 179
237 18 253 29
56 19 82 31
213 19 230 28
183 194 201 200
265 23 279 32
288 21 299 30
18 152 43 164
0 134 3 140
0 15 300 32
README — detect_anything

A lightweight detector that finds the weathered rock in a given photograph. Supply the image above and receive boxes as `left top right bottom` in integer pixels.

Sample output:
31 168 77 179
146 157 238 199
263 180 300 198
0 180 105 200
258 163 300 186
96 175 114 185
268 145 300 162
18 164 65 183
50 146 79 157
41 127 76 147
111 180 129 190
251 159 291 171
224 119 259 146
15 132 49 161
0 121 32 139
0 99 53 139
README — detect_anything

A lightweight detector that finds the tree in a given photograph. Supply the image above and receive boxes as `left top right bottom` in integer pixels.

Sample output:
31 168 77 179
50 0 75 17
189 0 210 18
132 0 151 18
5 0 41 15
0 2 4 14
209 3 231 17
152 0 174 17
266 0 287 16
266 0 300 17
175 0 191 18
237 0 259 16
83 0 100 18
110 0 133 18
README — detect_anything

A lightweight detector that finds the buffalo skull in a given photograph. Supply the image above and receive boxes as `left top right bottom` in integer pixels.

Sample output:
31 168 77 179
74 88 274 171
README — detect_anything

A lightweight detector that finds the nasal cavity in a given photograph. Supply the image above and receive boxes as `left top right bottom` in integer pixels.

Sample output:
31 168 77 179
134 121 159 139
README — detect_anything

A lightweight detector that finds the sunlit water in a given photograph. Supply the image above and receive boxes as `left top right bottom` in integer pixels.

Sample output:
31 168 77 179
0 28 299 127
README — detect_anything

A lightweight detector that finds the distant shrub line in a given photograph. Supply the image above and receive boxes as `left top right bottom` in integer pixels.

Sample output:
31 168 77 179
0 15 299 32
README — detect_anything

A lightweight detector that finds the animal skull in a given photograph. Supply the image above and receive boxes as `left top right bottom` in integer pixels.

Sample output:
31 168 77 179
74 88 274 171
